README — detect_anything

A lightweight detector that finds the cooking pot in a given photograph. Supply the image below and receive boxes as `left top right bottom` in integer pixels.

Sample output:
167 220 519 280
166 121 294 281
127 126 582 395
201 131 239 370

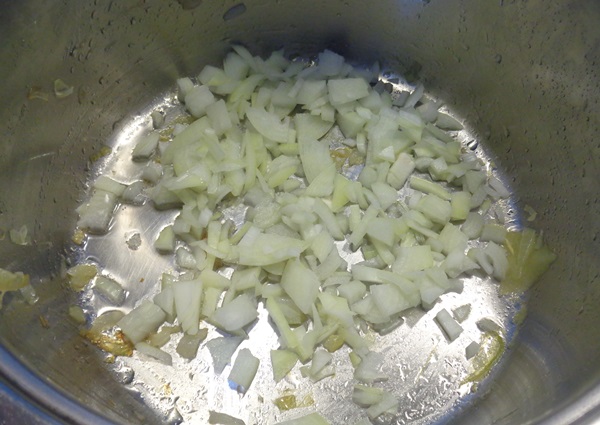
1 0 600 424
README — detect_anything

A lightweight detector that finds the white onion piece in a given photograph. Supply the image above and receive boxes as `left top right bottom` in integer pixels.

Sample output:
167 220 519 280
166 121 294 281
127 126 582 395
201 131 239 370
172 279 203 335
76 190 118 234
176 77 194 101
141 162 163 183
352 384 384 407
153 286 175 322
208 411 246 425
477 317 503 334
453 304 472 323
465 340 480 360
184 85 215 118
117 301 166 344
135 342 172 365
354 351 388 384
211 294 258 332
154 225 175 253
366 391 398 420
206 336 244 374
176 328 208 360
246 107 291 143
93 175 127 196
327 78 369 105
270 349 299 383
481 223 507 244
435 308 463 342
280 259 320 315
228 348 259 394
93 276 126 305
132 132 160 161
121 181 146 205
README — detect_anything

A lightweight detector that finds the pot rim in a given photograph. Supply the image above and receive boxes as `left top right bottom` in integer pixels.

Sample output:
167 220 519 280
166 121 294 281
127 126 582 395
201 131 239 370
0 345 115 425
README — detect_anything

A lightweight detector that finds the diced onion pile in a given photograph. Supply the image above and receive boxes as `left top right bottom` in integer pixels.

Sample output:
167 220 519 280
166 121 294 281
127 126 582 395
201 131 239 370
74 47 555 422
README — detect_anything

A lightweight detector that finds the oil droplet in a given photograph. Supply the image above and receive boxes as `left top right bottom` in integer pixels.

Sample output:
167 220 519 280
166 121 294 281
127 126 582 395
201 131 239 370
116 366 135 384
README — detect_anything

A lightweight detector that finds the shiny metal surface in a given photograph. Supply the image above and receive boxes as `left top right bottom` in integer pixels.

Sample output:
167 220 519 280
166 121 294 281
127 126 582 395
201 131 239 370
72 87 520 425
0 0 599 424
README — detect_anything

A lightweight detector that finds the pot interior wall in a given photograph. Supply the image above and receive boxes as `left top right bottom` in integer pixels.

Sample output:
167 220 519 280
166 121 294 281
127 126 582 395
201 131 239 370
1 1 600 424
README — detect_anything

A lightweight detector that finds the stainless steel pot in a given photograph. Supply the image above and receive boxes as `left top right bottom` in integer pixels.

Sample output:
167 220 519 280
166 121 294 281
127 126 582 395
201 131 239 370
1 0 600 424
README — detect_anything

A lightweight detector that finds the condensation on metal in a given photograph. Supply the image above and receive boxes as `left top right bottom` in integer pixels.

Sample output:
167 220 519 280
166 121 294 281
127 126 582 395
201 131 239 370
73 70 523 425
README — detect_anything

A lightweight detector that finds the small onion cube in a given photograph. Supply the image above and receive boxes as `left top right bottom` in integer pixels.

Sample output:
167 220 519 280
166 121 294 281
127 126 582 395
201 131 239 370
270 349 298 383
208 411 246 425
141 162 163 183
327 78 369 105
354 351 388 384
176 328 208 360
206 336 244 374
211 294 258 332
67 263 98 291
93 175 126 196
481 223 507 244
184 85 215 118
465 341 480 360
155 225 176 253
352 384 384 407
132 132 160 161
366 391 399 420
280 259 321 315
135 342 172 365
435 308 463 342
176 77 194 100
228 348 260 394
76 190 118 234
172 279 203 335
93 276 126 305
121 181 146 205
117 301 166 344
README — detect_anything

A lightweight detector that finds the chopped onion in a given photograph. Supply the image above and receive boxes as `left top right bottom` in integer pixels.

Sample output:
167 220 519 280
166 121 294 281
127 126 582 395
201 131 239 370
465 340 480 360
93 275 126 305
176 328 208 360
155 225 176 253
208 411 246 425
68 305 86 324
71 47 559 420
172 279 203 335
228 348 260 394
9 224 31 246
280 259 321 315
132 132 160 161
327 78 369 105
67 263 98 291
352 384 384 407
184 85 215 118
354 351 387 383
366 391 398 420
435 308 463 342
212 293 258 332
270 349 299 383
206 336 244 374
135 342 172 365
0 268 30 307
76 190 118 234
117 301 166 344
